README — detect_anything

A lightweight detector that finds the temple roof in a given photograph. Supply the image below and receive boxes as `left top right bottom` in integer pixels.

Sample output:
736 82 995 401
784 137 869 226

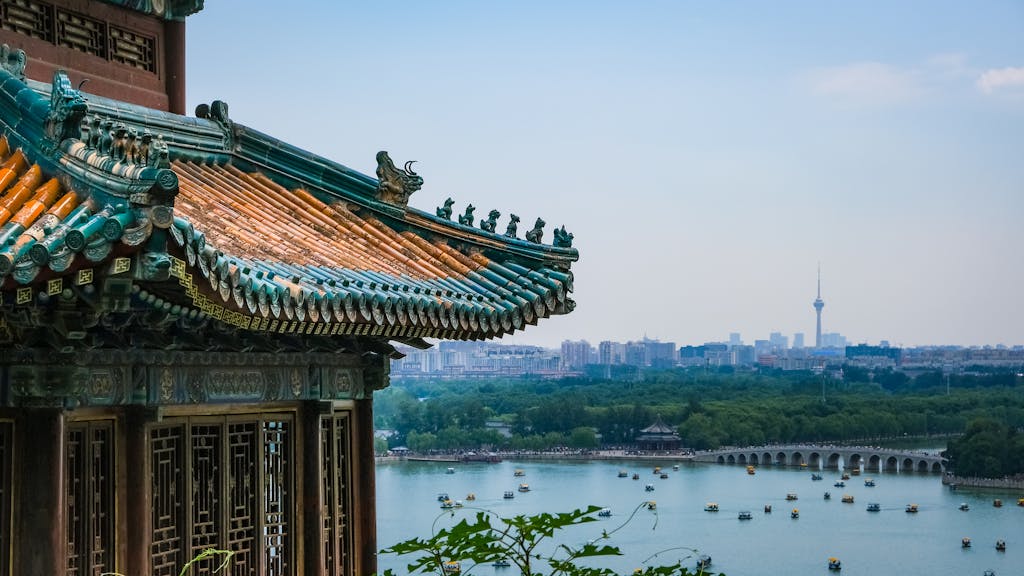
0 52 577 352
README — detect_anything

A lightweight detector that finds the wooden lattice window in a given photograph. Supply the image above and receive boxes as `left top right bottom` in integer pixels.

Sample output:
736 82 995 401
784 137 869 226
320 414 352 576
150 414 293 576
65 420 116 576
109 25 154 72
0 421 12 576
0 0 54 41
55 8 105 58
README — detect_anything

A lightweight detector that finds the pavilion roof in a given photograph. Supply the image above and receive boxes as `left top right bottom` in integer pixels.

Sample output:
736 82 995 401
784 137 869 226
0 59 577 351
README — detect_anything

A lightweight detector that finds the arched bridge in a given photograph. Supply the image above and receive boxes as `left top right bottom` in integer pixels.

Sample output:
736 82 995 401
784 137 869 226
693 444 946 474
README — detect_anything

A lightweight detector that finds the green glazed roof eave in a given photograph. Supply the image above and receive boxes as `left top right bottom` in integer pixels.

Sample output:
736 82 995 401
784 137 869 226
21 77 579 271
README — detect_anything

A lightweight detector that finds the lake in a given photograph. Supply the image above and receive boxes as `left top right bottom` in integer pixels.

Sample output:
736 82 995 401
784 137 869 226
376 458 1022 576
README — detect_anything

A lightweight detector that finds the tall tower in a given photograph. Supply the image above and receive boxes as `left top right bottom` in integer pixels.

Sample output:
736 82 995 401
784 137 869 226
813 266 825 348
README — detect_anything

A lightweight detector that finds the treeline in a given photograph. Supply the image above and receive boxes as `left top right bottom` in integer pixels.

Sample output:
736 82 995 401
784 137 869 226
944 418 1024 478
374 367 1024 453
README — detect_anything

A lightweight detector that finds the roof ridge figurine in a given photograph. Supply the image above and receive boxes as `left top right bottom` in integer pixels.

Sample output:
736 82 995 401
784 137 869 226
375 150 423 207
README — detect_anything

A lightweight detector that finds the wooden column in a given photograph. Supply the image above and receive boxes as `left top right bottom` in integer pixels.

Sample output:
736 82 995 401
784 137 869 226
353 398 377 576
14 408 64 576
124 407 152 576
302 401 325 576
164 20 187 115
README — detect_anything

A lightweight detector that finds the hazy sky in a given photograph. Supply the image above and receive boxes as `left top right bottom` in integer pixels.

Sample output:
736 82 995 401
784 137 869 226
186 1 1023 349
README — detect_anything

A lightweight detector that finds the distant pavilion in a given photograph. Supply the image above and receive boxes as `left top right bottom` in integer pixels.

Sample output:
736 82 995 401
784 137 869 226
635 417 681 451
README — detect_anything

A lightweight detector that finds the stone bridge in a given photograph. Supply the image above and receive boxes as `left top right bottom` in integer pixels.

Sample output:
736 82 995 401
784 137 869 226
693 444 946 473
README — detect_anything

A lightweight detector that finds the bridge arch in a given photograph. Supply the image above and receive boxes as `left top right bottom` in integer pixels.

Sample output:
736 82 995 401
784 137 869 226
932 462 943 473
749 453 759 465
763 452 772 465
808 452 822 469
717 455 725 464
847 453 862 470
916 460 929 472
727 455 736 465
791 452 805 466
867 454 881 472
827 453 842 469
885 456 899 472
776 452 787 466
902 457 914 471
738 454 747 465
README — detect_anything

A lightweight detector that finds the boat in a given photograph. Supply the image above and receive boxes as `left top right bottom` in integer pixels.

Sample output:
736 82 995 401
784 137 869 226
440 499 456 509
864 478 875 487
983 571 995 576
443 560 462 574
704 502 719 512
905 504 919 513
764 504 773 513
866 503 880 512
659 473 669 479
841 473 850 480
1018 498 1024 507
834 481 845 488
696 555 712 570
465 493 475 501
517 483 530 492
645 484 655 492
513 469 525 477
851 468 861 476
503 491 514 499
632 473 640 480
597 508 612 517
446 467 455 474
828 557 842 570
492 559 511 567
746 465 756 475
800 462 808 468
993 499 1002 507
673 464 680 471
786 493 798 501
824 492 831 500
653 466 661 474
811 473 823 481
842 495 854 503
959 503 970 511
647 501 657 510
962 537 971 548
618 470 628 478
996 539 1006 551
791 508 799 518
437 492 449 502
738 510 753 520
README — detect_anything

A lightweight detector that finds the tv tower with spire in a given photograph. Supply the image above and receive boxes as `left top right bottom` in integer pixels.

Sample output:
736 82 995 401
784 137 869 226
813 265 825 348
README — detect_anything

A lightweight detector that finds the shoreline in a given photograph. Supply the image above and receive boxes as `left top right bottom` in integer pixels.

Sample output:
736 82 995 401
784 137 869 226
942 473 1024 492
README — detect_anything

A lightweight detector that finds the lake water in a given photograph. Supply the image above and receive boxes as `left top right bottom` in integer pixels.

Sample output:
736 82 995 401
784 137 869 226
376 458 1022 576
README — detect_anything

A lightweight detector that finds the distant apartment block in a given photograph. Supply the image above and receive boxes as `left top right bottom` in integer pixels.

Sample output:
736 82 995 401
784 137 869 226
391 336 1023 378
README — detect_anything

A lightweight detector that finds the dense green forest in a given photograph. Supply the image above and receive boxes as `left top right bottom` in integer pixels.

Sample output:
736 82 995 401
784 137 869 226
944 418 1024 477
374 367 1024 459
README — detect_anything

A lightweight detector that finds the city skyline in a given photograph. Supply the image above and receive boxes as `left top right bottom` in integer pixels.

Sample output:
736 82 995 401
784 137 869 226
187 1 1023 349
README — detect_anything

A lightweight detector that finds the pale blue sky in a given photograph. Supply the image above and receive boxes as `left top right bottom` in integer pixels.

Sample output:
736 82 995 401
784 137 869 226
187 1 1023 348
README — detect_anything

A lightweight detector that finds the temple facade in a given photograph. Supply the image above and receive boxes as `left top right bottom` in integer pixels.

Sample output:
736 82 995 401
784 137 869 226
0 3 578 575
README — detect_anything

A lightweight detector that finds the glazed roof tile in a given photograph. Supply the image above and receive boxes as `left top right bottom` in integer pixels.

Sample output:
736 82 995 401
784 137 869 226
0 61 577 342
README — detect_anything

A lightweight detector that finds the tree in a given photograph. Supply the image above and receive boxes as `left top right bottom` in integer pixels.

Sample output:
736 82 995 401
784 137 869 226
569 427 599 449
376 505 720 576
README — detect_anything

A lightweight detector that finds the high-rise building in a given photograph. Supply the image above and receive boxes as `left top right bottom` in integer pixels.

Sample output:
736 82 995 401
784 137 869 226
560 340 593 370
769 332 789 351
729 332 743 348
793 333 805 349
813 266 825 347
